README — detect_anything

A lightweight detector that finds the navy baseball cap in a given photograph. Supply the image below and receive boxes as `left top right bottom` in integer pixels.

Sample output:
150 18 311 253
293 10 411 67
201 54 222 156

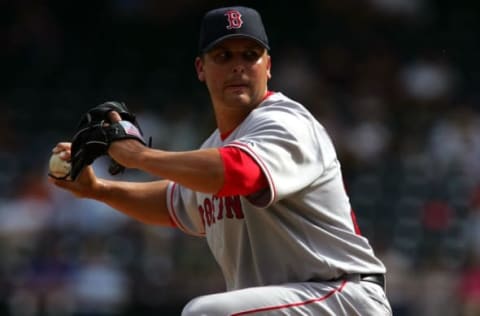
198 6 270 54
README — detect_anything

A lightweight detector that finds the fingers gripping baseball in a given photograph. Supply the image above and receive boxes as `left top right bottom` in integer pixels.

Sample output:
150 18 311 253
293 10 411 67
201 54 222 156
48 143 72 179
48 142 99 198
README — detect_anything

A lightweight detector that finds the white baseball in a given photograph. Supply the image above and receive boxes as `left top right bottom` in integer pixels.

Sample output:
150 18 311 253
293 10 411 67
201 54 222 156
49 151 71 179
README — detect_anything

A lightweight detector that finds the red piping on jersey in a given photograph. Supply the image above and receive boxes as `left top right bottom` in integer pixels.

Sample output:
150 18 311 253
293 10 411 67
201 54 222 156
221 129 234 141
231 279 348 315
168 183 182 228
350 209 362 235
165 183 177 227
262 90 274 101
169 182 205 236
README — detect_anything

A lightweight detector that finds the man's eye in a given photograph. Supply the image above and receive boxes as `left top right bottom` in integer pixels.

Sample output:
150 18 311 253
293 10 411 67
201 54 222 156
214 51 232 63
243 50 261 61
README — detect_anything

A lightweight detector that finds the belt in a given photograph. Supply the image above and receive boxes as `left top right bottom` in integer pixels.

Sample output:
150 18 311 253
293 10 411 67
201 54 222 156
309 273 386 292
360 273 385 291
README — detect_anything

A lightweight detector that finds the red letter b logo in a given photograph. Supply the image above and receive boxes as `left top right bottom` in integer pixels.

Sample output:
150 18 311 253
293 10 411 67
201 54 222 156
225 10 243 29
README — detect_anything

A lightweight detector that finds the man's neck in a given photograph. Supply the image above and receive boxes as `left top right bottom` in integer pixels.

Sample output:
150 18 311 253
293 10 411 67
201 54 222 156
213 90 273 135
214 105 252 135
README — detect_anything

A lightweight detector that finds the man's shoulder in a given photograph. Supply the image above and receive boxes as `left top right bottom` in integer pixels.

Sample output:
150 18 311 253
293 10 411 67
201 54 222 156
199 129 222 148
255 92 313 121
260 92 298 107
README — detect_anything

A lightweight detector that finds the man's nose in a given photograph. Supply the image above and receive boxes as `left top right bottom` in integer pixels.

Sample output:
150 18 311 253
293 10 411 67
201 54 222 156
232 63 245 73
232 56 246 73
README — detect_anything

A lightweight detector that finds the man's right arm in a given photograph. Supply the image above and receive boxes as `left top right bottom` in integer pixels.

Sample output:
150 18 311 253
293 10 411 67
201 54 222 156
95 178 173 226
49 143 174 227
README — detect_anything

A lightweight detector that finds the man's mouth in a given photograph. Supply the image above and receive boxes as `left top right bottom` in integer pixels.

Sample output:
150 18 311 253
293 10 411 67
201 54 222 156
225 81 249 89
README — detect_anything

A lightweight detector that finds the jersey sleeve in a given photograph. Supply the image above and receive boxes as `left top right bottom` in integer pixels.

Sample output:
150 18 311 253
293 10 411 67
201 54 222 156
226 107 338 207
216 147 268 197
166 181 205 236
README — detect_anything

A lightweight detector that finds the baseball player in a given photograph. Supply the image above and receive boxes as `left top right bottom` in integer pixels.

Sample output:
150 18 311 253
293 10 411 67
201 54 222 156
50 6 392 315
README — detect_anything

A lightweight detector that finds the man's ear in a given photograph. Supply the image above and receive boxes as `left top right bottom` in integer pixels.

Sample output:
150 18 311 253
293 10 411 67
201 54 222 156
266 55 272 80
195 57 205 82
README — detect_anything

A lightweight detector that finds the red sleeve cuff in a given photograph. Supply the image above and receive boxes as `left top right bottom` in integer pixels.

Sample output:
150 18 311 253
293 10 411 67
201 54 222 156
217 147 268 197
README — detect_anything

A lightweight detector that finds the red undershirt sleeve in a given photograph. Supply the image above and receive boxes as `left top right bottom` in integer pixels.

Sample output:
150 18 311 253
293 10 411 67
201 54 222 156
216 147 268 197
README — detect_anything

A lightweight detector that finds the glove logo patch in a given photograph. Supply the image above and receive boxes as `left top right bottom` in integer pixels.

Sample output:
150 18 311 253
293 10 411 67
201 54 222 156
119 121 142 139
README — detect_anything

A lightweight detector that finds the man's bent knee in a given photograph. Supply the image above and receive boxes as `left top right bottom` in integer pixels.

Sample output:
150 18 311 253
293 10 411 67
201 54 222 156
182 294 229 316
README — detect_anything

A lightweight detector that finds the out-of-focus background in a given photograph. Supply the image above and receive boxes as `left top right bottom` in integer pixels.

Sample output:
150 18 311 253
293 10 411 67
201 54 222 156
1 0 479 315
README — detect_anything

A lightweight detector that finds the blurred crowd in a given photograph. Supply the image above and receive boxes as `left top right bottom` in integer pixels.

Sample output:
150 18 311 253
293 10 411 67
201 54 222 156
0 0 479 315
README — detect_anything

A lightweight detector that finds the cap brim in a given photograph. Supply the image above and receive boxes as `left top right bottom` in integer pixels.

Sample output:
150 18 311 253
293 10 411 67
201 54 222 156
201 34 270 53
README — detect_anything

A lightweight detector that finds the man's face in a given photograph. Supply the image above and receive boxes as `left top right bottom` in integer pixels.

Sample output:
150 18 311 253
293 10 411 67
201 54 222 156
195 37 271 110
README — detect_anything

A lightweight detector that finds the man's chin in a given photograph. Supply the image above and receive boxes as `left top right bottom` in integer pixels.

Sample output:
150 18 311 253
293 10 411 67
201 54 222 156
225 92 251 105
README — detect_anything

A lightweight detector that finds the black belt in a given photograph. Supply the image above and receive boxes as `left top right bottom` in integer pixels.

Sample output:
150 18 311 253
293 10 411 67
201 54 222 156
360 273 385 290
310 273 386 291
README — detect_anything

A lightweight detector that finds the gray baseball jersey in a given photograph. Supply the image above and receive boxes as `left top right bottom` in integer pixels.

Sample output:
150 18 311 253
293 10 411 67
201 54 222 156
167 92 386 291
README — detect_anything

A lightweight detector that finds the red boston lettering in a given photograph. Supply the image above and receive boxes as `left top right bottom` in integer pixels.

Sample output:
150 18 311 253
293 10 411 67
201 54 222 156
200 196 245 227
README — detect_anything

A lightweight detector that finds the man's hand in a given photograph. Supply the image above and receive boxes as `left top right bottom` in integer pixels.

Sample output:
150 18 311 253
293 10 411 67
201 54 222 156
69 101 147 180
48 142 104 199
107 110 148 169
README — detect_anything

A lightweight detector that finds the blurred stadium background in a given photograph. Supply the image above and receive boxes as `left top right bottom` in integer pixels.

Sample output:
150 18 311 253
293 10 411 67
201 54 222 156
1 0 480 315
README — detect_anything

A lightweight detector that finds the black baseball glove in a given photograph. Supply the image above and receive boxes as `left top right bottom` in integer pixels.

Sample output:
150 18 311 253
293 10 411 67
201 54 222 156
69 101 147 180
